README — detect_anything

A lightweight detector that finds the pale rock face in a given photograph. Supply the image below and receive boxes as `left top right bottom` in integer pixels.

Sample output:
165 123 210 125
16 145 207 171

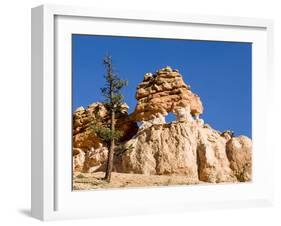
73 148 85 172
119 122 199 178
221 130 234 141
138 113 166 130
226 136 252 181
117 121 246 183
196 118 204 126
196 126 235 182
82 147 108 172
172 106 194 122
75 106 85 112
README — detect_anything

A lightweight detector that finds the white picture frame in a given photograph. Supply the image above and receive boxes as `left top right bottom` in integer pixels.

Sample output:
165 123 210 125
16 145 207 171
31 4 274 221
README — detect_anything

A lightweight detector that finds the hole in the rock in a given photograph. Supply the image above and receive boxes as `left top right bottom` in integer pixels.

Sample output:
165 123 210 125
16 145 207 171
166 112 177 123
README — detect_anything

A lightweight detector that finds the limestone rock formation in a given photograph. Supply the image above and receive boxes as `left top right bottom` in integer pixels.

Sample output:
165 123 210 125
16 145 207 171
73 148 85 172
117 121 244 183
130 66 204 123
72 102 138 172
72 66 252 184
226 136 252 181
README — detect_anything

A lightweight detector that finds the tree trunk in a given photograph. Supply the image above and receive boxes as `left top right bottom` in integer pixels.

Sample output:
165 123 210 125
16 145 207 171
104 110 115 182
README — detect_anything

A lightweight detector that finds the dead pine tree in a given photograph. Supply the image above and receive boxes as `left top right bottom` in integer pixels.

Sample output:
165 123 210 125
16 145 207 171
97 54 128 182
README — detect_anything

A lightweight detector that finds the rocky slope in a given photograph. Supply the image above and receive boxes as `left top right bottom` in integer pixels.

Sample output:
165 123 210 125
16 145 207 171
73 66 252 184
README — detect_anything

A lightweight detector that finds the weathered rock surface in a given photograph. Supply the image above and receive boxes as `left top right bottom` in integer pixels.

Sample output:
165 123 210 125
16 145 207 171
72 102 138 172
117 121 243 183
72 67 252 184
73 148 85 172
226 136 252 181
130 66 204 122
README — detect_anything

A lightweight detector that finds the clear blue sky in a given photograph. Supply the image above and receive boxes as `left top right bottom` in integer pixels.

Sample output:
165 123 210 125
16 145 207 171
72 34 252 138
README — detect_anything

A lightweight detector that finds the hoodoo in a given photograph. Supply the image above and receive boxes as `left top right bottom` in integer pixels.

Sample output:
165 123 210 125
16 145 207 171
73 67 252 186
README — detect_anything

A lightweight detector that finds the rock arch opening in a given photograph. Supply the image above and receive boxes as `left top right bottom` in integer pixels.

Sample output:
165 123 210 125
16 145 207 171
165 112 177 123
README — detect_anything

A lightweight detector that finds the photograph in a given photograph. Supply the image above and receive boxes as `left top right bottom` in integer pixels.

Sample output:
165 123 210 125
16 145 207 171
72 34 252 190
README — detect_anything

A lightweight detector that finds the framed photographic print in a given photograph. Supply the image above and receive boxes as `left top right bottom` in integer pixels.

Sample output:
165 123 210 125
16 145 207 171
31 4 274 221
